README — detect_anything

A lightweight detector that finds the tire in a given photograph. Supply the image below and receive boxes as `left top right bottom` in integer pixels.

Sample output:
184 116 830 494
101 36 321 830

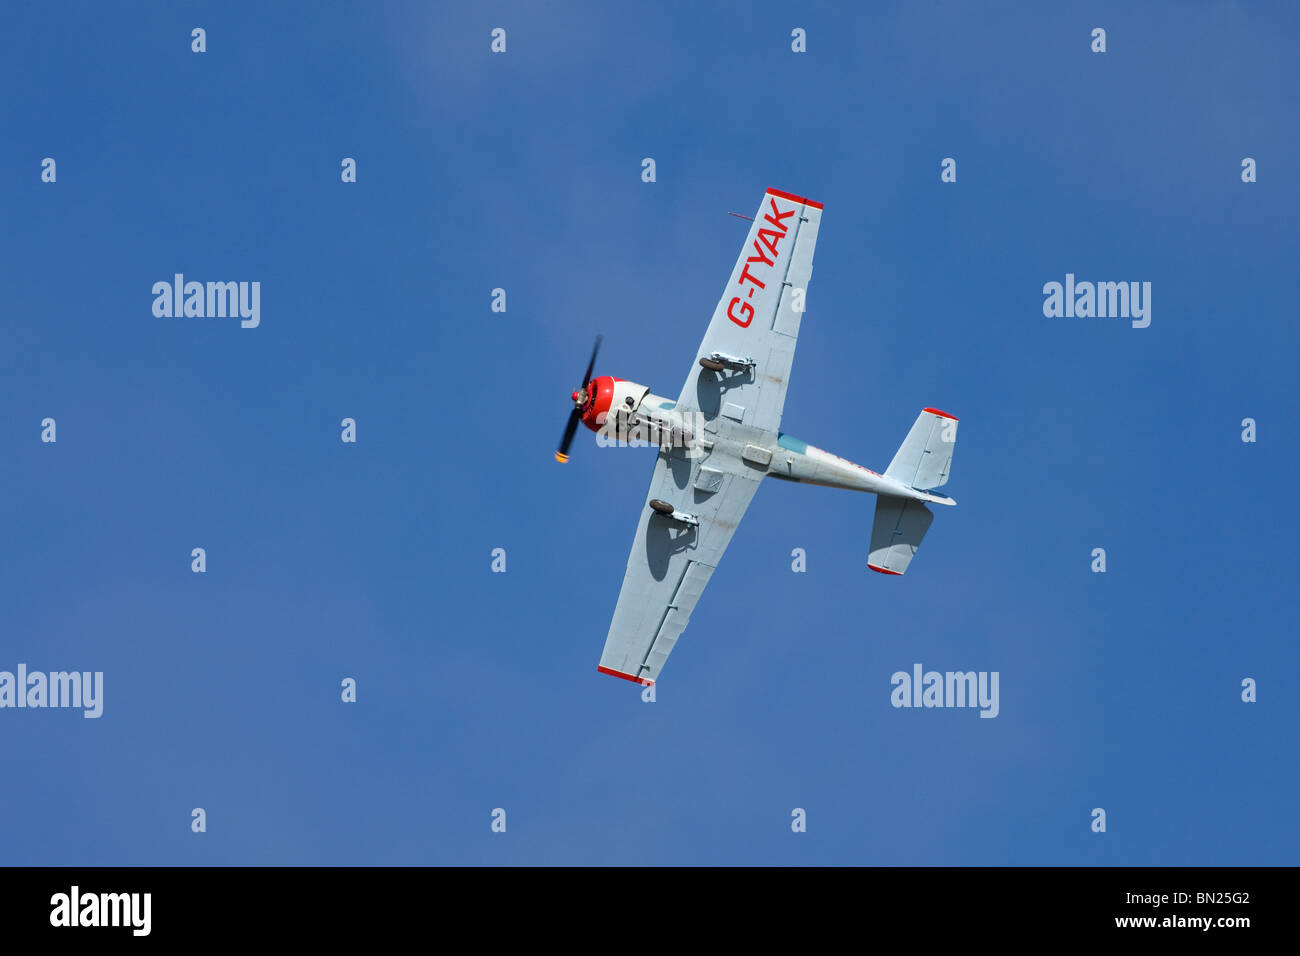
699 357 726 371
648 499 675 515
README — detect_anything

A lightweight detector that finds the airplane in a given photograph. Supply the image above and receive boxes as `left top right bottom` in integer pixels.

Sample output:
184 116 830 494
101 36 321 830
555 187 959 687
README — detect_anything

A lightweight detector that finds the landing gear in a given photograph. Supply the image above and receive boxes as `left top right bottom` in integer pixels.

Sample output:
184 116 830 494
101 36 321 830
699 351 756 373
648 499 700 526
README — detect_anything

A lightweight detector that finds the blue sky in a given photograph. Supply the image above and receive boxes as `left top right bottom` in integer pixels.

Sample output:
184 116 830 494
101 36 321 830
1 1 1296 865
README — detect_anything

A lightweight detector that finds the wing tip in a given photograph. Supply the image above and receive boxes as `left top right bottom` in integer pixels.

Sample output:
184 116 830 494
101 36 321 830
766 187 823 210
597 665 654 686
868 563 905 576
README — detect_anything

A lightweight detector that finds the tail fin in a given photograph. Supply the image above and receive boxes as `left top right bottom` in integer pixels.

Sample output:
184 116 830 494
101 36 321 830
871 408 958 575
868 496 933 575
884 408 958 491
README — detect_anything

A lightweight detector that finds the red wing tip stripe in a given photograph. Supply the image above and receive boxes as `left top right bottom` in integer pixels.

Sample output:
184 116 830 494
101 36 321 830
766 187 823 210
598 665 654 686
923 407 958 420
868 564 904 576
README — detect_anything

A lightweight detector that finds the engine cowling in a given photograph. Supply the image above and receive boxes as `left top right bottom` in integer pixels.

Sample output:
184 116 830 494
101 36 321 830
577 377 649 432
574 376 693 449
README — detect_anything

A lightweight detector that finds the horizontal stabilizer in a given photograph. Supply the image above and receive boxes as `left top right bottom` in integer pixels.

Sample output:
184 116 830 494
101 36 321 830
868 495 934 576
885 408 958 491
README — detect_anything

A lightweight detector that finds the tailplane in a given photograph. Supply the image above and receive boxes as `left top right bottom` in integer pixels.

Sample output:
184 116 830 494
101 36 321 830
871 408 958 575
868 495 933 575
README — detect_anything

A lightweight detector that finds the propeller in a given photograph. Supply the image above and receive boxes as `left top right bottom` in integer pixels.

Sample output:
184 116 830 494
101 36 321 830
555 335 602 463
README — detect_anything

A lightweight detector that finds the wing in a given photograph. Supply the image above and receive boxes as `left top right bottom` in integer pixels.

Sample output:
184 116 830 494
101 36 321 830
676 187 822 437
597 444 761 685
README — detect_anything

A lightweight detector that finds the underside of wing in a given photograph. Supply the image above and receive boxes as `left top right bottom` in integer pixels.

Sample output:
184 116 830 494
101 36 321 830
676 188 822 438
597 188 822 685
598 446 761 685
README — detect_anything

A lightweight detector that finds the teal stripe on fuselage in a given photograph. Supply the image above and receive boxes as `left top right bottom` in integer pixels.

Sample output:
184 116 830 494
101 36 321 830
777 432 808 455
